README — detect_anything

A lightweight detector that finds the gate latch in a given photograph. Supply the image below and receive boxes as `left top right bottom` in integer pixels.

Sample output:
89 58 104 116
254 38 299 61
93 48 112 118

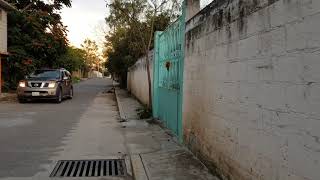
165 61 171 71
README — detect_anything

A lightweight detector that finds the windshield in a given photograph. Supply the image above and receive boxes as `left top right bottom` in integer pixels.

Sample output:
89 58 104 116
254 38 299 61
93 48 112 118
29 70 60 79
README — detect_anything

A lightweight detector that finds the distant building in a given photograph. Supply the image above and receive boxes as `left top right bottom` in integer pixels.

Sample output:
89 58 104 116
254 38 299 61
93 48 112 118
0 0 15 93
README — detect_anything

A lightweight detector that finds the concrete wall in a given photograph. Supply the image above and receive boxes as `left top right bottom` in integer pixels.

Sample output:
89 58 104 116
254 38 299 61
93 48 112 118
0 7 7 54
127 51 153 107
88 70 103 78
184 0 320 180
187 0 200 21
72 70 83 79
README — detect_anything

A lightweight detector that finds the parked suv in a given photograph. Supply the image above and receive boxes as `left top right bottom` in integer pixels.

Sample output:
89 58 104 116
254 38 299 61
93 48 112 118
17 69 73 103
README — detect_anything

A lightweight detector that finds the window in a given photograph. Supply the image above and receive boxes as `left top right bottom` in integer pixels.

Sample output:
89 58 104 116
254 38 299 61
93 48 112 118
62 71 70 79
61 71 65 79
66 71 71 78
29 70 61 79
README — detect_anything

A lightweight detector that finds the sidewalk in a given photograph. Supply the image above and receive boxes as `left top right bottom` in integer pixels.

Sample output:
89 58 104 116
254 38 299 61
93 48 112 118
115 88 219 180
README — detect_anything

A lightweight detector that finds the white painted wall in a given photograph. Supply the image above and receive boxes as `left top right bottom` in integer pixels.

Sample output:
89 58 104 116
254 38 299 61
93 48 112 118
88 71 103 78
0 7 7 54
127 51 153 107
184 0 320 180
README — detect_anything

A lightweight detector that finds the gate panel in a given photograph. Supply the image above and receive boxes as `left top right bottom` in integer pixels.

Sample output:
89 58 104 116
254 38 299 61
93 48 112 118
153 6 185 140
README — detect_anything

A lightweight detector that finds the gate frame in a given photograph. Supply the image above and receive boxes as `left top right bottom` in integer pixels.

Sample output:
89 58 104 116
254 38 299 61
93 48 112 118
152 1 186 142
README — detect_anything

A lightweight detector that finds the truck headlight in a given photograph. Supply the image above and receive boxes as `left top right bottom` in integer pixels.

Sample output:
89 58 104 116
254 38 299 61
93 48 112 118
19 81 26 88
48 82 56 88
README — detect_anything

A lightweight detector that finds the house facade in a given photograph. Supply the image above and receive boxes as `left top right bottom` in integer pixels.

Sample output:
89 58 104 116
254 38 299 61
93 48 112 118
0 0 14 93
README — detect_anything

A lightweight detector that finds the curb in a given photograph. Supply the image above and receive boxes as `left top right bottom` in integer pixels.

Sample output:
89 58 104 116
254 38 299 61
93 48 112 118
113 85 149 180
130 155 148 180
114 87 126 121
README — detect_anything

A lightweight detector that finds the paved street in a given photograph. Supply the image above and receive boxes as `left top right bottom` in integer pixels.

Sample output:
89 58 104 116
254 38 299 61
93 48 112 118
0 78 217 180
0 78 114 179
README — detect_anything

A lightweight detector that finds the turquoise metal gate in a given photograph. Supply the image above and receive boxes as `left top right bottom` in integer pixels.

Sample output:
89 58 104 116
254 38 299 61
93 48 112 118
153 7 185 140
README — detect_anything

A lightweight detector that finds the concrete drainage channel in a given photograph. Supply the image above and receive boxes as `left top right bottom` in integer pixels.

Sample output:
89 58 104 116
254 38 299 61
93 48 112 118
50 159 127 178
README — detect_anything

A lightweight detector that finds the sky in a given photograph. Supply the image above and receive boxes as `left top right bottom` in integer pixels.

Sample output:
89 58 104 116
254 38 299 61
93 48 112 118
200 0 212 9
60 0 212 49
61 0 109 49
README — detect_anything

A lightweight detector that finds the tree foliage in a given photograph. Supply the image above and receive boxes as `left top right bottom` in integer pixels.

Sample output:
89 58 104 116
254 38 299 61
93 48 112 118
81 39 100 71
104 0 177 88
3 0 71 90
54 47 86 72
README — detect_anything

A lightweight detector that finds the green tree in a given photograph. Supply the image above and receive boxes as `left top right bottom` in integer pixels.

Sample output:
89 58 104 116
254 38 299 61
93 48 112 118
54 47 86 72
81 39 101 71
104 0 180 105
3 0 71 90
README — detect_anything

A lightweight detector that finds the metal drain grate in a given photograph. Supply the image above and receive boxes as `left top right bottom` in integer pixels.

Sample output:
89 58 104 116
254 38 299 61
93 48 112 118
50 159 127 177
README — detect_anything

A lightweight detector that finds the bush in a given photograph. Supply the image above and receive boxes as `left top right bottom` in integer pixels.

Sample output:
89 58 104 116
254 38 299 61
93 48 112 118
72 76 81 83
136 106 152 119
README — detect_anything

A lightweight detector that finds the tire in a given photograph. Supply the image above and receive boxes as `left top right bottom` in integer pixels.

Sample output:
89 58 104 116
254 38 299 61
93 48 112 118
55 88 63 104
68 87 73 99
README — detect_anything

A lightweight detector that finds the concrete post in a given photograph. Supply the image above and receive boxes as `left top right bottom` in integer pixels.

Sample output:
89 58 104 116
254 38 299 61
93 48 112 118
186 0 200 21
